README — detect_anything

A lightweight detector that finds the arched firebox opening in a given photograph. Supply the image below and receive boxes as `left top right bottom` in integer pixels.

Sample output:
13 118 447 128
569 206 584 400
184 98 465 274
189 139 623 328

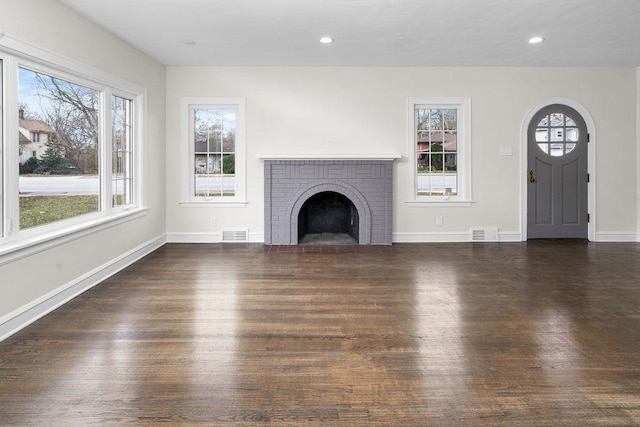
297 191 359 245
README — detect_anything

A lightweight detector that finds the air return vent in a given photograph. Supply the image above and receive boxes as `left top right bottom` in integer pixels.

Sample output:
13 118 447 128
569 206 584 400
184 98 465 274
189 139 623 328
221 229 249 242
470 227 499 242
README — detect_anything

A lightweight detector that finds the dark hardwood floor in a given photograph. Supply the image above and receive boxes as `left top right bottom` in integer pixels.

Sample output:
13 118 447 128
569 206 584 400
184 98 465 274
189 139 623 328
1 242 639 425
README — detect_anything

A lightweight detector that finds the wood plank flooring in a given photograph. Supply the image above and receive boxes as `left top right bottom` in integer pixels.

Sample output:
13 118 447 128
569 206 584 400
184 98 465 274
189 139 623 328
1 242 639 425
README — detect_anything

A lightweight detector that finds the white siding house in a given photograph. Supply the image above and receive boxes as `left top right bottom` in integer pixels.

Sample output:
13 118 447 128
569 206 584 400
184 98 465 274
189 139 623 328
18 109 55 164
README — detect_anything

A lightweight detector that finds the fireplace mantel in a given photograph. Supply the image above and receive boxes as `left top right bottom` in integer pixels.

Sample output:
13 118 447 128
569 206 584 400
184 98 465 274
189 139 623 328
258 154 401 161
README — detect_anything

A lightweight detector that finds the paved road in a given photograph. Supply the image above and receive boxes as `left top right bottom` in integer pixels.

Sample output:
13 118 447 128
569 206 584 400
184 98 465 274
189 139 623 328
20 176 99 194
19 175 236 195
417 174 457 193
194 176 236 194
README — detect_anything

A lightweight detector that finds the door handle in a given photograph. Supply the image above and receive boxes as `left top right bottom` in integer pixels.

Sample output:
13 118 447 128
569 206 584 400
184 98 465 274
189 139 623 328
529 170 536 183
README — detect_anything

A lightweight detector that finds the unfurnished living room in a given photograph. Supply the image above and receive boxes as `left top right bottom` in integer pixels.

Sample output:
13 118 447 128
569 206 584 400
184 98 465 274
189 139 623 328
1 0 639 425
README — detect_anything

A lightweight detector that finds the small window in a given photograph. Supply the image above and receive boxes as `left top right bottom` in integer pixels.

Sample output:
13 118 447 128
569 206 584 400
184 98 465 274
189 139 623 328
535 112 580 157
112 95 134 207
182 97 246 205
31 132 40 142
408 97 472 203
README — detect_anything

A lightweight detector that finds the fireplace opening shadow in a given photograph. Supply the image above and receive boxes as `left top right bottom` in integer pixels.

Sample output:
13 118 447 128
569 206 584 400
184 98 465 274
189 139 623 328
298 191 359 245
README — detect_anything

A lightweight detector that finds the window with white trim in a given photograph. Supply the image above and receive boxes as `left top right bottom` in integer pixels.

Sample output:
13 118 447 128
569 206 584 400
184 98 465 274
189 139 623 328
112 95 134 207
0 36 145 256
182 97 246 205
0 59 3 238
408 97 472 203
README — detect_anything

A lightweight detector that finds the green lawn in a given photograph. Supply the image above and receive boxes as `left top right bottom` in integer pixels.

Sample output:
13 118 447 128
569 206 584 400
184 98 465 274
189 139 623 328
19 195 99 230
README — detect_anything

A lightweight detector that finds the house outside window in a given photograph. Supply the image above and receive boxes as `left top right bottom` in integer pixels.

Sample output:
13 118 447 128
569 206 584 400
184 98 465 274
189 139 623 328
181 97 246 205
408 97 472 204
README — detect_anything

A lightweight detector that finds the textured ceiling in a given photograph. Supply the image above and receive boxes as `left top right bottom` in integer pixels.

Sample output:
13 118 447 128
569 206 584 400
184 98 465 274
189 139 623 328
57 0 640 67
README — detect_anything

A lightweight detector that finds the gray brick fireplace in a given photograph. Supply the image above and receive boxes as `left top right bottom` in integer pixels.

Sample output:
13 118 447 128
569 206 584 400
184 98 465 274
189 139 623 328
262 157 396 245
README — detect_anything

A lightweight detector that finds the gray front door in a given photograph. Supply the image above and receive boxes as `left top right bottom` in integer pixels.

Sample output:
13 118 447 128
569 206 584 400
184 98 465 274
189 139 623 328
527 104 588 239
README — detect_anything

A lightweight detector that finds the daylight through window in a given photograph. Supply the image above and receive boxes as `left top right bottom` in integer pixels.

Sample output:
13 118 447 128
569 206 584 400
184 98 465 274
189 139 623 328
416 108 458 196
182 97 246 205
193 108 237 197
18 67 100 229
0 38 145 254
112 95 133 207
408 97 471 203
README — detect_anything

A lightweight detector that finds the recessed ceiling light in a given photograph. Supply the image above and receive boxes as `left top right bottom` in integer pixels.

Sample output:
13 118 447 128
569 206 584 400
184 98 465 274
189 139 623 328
319 36 334 44
528 36 544 44
183 40 197 46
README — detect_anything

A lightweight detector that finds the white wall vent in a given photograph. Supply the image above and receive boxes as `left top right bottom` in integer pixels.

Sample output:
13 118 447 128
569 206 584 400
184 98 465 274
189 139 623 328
470 227 499 242
221 229 249 242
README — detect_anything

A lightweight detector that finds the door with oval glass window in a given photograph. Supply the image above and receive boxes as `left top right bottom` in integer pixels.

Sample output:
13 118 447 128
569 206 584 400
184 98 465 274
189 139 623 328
527 104 588 239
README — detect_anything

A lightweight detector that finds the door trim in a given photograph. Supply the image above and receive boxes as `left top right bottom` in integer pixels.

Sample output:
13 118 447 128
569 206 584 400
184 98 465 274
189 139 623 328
520 97 596 241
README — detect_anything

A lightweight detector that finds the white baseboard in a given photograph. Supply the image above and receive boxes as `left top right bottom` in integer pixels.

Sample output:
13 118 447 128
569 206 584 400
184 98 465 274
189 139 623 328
594 232 639 242
166 231 264 243
0 234 166 342
497 231 523 242
393 231 522 243
166 232 222 243
393 231 471 243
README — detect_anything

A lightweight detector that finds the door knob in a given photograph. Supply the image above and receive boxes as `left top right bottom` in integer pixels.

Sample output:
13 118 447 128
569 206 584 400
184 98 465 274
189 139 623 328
529 170 536 183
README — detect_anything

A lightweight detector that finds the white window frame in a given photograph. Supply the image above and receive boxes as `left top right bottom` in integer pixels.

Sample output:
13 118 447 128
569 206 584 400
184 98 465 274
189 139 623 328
180 97 247 207
0 35 147 263
407 97 472 206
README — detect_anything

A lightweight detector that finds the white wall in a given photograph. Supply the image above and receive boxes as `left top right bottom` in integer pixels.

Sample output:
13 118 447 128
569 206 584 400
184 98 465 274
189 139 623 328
0 0 166 336
637 67 640 241
166 66 638 242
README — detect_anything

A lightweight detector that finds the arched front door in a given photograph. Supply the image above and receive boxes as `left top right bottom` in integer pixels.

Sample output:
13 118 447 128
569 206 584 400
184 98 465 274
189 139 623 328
527 104 588 239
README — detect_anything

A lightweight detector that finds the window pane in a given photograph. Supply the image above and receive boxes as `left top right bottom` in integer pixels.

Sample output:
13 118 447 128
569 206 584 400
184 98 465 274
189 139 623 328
18 67 100 230
192 107 236 197
566 128 579 142
538 143 549 154
549 113 564 127
536 128 548 142
550 143 563 157
537 115 549 127
551 128 564 141
415 107 458 197
112 95 133 207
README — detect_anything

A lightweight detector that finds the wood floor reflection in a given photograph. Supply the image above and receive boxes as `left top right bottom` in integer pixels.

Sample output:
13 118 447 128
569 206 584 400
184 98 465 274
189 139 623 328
1 242 639 425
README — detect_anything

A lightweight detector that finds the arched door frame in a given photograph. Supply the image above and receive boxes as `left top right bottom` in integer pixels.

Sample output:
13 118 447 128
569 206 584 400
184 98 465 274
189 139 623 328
520 97 596 241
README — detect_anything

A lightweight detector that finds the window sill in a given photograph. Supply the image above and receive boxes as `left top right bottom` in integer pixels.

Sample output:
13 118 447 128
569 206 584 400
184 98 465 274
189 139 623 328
0 207 148 267
406 200 474 207
179 200 248 208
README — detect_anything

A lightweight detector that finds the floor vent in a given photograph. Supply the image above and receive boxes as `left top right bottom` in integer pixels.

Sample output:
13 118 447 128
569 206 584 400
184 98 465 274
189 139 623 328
221 229 249 242
470 227 499 242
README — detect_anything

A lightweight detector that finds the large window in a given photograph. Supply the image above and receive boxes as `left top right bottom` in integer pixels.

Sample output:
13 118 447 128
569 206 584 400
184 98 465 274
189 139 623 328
408 97 472 204
0 37 145 257
182 97 246 205
18 66 101 230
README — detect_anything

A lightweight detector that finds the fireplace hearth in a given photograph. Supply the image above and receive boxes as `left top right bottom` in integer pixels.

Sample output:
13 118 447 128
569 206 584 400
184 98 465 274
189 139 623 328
262 157 396 245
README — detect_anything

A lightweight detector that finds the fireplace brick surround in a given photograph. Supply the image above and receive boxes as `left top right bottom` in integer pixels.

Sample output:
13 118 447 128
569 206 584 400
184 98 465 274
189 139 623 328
263 158 395 245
